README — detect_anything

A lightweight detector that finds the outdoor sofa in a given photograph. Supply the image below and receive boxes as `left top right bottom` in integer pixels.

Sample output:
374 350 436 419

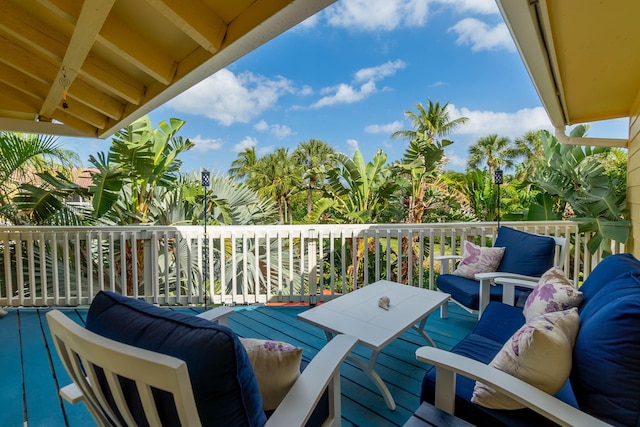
420 252 640 426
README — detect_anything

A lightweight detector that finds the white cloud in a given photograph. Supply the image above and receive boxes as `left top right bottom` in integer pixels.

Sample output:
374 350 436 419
365 121 404 134
254 120 269 132
355 60 407 83
448 18 515 52
310 60 405 109
271 124 293 138
166 69 294 126
254 120 293 138
190 135 224 152
325 0 429 31
299 85 314 96
434 0 499 15
311 80 377 108
346 139 360 153
233 136 258 152
448 105 552 139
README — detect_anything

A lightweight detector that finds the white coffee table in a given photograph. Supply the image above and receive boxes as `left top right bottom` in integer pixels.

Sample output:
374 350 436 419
297 280 450 410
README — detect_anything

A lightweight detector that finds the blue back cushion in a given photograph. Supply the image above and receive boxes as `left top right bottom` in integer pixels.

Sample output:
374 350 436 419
494 227 555 276
86 291 266 427
571 272 640 426
579 253 640 303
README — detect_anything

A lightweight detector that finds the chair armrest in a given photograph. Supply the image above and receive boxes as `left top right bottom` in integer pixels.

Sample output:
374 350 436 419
196 306 234 326
266 334 358 427
60 383 84 404
475 273 540 316
415 346 610 427
493 277 539 289
435 255 462 274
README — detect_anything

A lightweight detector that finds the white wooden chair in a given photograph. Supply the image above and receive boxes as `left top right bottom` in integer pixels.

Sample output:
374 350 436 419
414 346 609 427
47 309 357 427
438 234 567 319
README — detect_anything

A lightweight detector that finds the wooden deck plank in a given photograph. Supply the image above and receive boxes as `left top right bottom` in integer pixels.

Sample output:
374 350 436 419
8 302 477 427
0 310 24 427
20 309 68 426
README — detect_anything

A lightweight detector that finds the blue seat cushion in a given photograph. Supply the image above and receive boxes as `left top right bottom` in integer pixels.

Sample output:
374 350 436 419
437 275 530 311
471 302 524 343
494 227 555 276
571 274 640 426
420 332 560 427
579 253 640 303
86 291 266 427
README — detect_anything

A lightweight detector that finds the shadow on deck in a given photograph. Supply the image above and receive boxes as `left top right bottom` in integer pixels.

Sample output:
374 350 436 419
1 302 477 427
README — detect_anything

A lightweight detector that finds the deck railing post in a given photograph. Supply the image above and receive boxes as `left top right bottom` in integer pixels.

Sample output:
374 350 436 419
308 228 318 306
141 230 153 302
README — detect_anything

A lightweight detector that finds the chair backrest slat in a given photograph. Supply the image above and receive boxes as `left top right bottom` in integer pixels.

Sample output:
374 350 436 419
46 310 202 427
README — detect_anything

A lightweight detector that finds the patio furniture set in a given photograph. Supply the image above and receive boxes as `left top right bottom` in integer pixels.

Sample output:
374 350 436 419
45 227 640 426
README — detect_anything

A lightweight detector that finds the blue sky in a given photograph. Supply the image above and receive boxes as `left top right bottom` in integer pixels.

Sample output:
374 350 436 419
62 0 628 175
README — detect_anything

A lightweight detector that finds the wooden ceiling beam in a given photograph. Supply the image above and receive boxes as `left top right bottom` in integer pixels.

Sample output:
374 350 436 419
144 0 227 54
57 95 109 130
0 81 41 114
40 0 116 119
0 0 145 105
0 34 56 85
98 14 177 85
69 77 124 120
50 110 100 136
81 53 145 105
0 62 48 101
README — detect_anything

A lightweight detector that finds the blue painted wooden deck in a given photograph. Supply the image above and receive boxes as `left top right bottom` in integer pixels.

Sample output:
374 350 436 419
1 302 477 427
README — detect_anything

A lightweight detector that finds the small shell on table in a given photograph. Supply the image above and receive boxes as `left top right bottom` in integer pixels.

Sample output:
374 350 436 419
378 296 390 310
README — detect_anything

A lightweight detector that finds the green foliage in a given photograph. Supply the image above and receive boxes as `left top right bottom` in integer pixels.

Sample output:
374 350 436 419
528 130 628 255
309 150 398 224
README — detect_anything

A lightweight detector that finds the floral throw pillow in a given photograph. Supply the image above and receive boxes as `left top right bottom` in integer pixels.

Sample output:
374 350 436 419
523 267 583 322
239 337 302 410
452 241 505 279
471 308 580 409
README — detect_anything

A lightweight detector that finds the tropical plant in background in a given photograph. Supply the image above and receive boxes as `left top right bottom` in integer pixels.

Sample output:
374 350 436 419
292 139 335 216
0 132 79 223
527 126 628 256
228 146 257 181
308 149 399 287
467 133 519 177
246 148 302 224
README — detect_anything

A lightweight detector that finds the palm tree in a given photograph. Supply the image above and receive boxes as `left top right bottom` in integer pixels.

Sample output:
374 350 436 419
0 132 78 222
513 130 544 181
228 147 257 181
292 139 335 216
247 148 302 224
467 134 517 177
391 99 468 145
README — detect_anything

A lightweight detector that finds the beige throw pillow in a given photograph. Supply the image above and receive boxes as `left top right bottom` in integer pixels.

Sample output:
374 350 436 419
239 337 303 411
523 267 583 322
471 308 580 409
452 241 505 279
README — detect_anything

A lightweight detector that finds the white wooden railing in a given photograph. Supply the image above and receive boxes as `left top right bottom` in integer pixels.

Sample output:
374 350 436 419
0 221 623 307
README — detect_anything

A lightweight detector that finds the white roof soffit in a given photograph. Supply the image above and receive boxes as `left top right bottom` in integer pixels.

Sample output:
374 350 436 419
496 0 627 148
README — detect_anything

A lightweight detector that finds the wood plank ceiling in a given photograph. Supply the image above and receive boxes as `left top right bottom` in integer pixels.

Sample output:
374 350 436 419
0 0 335 138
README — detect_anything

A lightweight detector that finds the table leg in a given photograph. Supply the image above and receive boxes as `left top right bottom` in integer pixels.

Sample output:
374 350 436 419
323 331 396 410
348 349 396 411
412 317 437 347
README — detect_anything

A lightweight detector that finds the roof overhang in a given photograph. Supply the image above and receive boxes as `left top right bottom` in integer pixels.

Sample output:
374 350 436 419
0 0 336 139
496 0 639 147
